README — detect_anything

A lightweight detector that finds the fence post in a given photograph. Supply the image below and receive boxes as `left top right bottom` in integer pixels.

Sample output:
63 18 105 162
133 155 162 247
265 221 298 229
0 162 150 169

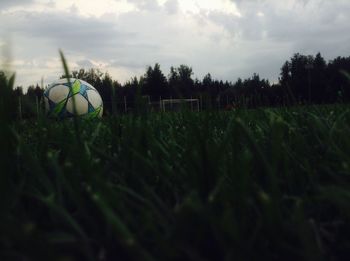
124 96 127 113
190 96 193 111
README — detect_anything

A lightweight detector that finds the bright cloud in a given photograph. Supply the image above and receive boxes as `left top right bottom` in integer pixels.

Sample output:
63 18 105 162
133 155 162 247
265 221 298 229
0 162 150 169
2 0 137 16
0 0 349 89
175 0 241 16
55 0 136 17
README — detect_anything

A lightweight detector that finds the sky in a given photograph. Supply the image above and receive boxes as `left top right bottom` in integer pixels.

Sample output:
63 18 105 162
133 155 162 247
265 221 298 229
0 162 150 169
0 0 350 89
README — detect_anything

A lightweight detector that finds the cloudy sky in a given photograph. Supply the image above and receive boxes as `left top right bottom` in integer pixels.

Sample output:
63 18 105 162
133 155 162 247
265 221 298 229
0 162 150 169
1 0 349 88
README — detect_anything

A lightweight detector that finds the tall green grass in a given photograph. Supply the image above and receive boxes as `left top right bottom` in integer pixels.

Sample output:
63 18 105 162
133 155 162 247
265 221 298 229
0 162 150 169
1 61 350 260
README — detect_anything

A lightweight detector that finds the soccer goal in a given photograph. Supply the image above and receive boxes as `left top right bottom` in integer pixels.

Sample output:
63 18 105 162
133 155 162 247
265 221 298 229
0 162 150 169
160 98 200 112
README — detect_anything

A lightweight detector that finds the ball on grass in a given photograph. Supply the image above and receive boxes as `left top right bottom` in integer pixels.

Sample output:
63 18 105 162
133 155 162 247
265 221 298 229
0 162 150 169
44 78 103 118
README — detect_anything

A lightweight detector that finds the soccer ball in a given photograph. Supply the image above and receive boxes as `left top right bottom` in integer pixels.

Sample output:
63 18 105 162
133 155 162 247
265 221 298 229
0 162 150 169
44 78 103 118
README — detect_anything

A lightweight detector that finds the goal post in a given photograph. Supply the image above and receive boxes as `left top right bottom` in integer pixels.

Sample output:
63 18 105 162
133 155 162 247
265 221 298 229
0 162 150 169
160 98 200 112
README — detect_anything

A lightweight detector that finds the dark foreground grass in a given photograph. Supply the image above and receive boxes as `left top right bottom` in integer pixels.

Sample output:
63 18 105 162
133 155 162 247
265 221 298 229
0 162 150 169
1 76 350 260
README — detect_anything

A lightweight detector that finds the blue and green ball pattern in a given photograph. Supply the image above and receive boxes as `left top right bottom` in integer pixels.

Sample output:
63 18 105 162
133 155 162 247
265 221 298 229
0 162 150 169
44 78 103 118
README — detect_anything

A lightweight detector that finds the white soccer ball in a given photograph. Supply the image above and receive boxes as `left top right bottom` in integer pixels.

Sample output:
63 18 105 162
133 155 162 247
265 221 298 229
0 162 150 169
43 78 103 118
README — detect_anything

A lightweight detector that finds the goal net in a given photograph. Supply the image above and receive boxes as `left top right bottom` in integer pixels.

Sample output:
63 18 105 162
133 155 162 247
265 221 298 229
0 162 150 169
160 98 200 112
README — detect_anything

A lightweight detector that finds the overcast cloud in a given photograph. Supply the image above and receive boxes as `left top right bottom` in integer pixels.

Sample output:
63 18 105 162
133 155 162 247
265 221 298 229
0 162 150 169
0 0 349 88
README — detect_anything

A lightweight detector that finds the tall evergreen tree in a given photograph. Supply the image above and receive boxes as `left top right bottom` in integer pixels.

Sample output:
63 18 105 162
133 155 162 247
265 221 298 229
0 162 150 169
168 65 194 98
311 52 327 103
142 63 168 100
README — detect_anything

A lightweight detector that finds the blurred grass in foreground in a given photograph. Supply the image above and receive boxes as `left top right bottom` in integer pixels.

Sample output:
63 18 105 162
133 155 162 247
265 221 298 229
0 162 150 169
1 69 350 260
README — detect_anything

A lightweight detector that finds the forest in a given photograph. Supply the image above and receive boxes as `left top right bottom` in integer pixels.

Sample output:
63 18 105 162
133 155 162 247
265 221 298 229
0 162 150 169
7 52 350 117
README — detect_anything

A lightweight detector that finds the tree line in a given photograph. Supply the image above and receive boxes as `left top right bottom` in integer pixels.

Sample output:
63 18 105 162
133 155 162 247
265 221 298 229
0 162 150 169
5 52 350 115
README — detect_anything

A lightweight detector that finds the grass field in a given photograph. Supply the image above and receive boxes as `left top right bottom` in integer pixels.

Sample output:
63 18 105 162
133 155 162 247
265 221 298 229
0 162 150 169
1 73 350 260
